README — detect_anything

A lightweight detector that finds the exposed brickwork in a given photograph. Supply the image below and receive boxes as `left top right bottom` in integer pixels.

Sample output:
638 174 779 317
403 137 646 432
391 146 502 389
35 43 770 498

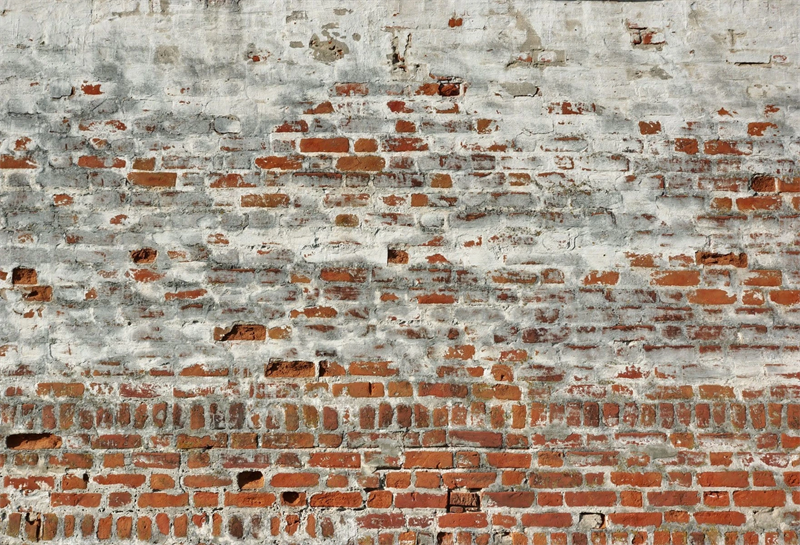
1 0 800 543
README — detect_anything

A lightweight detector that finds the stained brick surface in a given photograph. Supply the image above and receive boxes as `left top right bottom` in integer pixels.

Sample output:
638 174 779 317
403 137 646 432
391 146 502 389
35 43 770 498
1 0 800 543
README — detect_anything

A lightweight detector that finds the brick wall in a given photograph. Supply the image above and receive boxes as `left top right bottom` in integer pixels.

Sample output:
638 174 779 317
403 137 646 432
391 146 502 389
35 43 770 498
1 0 800 543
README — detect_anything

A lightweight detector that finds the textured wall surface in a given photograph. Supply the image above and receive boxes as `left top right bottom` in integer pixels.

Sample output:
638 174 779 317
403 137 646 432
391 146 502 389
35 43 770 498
1 0 800 543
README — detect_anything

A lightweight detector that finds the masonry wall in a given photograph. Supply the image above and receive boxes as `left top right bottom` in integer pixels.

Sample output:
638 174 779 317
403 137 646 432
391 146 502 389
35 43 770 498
1 0 800 543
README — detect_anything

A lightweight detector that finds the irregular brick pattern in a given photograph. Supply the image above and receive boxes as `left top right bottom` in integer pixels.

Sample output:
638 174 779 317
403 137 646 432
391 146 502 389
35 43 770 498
1 1 800 543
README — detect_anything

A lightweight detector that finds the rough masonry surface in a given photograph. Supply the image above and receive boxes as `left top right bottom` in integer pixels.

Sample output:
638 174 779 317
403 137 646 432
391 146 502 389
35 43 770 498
1 0 800 543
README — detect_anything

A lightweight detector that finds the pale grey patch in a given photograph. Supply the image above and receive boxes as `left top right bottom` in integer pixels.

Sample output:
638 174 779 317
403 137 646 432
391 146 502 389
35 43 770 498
628 66 672 80
579 513 605 529
514 10 542 51
49 156 72 169
309 33 349 63
49 81 73 98
386 30 421 78
502 6 565 68
500 82 539 97
244 44 270 61
214 116 241 134
650 66 672 79
754 508 781 528
202 0 240 8
644 444 678 459
155 45 179 64
7 99 36 114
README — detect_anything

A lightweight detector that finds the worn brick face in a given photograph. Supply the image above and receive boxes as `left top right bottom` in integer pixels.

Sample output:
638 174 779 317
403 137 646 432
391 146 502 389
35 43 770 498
1 1 799 543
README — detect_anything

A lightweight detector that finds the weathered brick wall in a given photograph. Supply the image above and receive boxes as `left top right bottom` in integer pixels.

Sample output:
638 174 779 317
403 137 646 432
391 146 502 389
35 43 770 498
1 0 800 543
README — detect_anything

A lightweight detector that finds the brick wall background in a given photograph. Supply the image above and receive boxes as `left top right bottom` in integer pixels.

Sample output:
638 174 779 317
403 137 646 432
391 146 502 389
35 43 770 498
1 0 800 543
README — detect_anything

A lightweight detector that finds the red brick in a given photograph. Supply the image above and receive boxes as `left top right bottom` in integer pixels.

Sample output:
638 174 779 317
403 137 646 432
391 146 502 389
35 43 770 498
696 252 747 267
639 121 661 134
675 138 699 154
127 172 177 187
483 491 535 508
270 473 320 487
529 472 582 488
137 493 189 508
310 492 363 508
486 452 531 468
748 122 777 136
771 290 800 306
335 83 368 96
442 472 497 489
357 513 406 529
438 513 488 528
737 195 782 211
0 155 37 168
224 492 276 507
308 452 360 468
698 471 749 488
564 491 617 506
12 268 37 285
732 490 785 507
254 156 302 170
91 434 142 449
4 476 55 490
647 491 700 506
520 513 572 527
449 430 502 447
583 271 620 285
241 194 291 208
354 138 378 152
404 451 452 469
608 513 662 527
611 472 662 487
94 474 147 488
6 433 62 450
184 475 233 488
336 156 386 172
704 140 751 155
133 453 180 469
651 270 700 286
394 492 447 508
688 289 737 305
418 382 468 397
214 324 266 341
265 360 316 378
300 138 349 153
77 155 125 168
694 511 746 526
261 433 314 449
51 493 102 508
698 385 735 399
383 137 428 152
